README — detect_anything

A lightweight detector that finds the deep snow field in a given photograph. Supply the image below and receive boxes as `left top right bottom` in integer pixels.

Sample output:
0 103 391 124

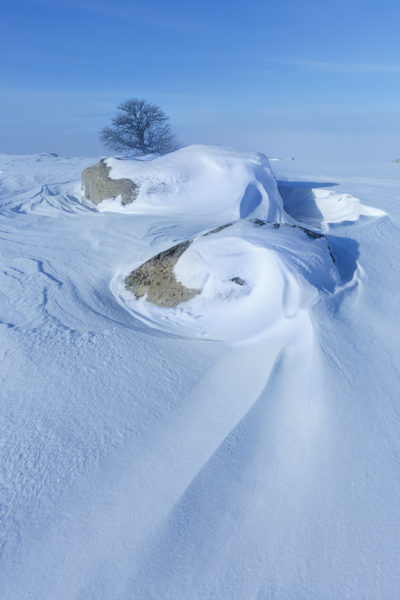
0 145 399 599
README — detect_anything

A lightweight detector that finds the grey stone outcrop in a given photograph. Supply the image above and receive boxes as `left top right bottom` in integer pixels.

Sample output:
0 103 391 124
81 159 139 206
125 241 200 308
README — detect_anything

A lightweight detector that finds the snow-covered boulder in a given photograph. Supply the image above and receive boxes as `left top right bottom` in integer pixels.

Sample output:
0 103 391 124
115 219 345 342
81 159 139 205
88 145 285 223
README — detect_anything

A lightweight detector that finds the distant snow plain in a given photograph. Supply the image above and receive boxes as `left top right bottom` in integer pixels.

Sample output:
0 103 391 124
0 145 399 599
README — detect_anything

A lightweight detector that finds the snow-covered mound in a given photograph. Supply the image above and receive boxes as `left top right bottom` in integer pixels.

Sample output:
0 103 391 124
111 220 348 342
97 145 285 223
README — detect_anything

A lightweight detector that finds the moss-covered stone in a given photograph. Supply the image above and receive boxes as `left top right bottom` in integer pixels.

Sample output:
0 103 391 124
81 159 139 206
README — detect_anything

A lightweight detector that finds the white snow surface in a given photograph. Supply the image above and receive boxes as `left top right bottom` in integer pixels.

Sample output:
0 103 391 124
0 147 400 599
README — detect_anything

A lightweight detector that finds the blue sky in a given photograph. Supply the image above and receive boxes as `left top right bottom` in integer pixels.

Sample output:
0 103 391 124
1 0 400 161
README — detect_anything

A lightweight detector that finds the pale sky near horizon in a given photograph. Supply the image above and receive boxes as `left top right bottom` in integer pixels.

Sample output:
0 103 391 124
1 0 400 161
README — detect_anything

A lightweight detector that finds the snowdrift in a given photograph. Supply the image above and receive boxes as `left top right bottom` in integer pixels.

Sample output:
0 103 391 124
279 180 386 231
96 145 286 223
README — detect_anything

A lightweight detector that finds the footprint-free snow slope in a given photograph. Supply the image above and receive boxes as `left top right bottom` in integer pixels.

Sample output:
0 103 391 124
0 148 399 599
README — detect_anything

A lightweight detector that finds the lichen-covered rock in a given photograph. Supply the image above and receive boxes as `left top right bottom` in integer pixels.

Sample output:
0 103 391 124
125 241 200 308
124 219 338 309
81 159 139 205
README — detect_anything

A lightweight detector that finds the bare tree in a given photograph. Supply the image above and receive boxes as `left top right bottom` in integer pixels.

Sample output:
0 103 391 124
100 98 179 156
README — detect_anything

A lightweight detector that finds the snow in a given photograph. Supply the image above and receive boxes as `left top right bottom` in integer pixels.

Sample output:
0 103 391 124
0 146 400 599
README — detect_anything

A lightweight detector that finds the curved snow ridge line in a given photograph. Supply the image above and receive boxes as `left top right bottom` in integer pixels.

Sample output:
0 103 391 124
3 312 320 599
128 325 324 599
152 313 317 518
0 189 38 216
0 153 99 216
0 249 134 336
7 184 96 216
0 257 66 330
48 268 150 336
0 316 316 599
0 255 106 335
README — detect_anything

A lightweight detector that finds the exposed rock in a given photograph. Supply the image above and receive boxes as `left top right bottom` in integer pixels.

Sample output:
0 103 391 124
231 276 246 286
125 241 200 308
203 223 234 236
298 226 323 239
250 218 266 227
81 159 139 206
249 219 335 261
250 218 324 239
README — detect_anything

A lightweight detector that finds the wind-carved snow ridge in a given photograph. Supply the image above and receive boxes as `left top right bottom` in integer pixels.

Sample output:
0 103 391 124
278 179 386 232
